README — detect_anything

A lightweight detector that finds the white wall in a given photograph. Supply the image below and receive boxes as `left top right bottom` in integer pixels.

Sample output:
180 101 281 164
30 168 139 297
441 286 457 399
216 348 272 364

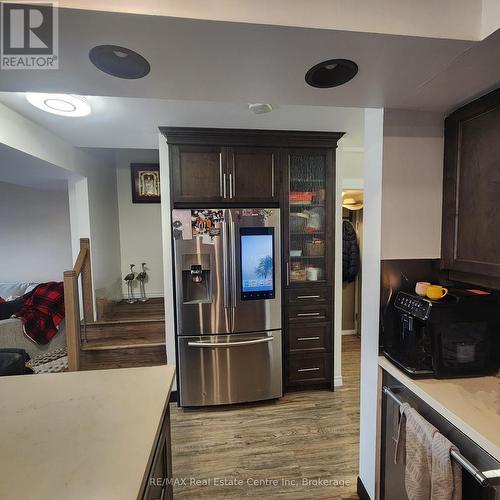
159 136 176 375
0 182 72 283
482 0 500 38
116 149 163 297
0 102 122 301
358 109 384 500
381 110 444 260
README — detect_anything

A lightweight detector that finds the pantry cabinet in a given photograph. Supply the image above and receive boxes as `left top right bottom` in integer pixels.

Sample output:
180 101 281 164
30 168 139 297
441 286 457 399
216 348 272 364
282 148 337 390
442 88 500 289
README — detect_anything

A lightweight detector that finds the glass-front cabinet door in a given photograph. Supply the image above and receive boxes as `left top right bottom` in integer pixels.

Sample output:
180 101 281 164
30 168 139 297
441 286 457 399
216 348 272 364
284 150 333 287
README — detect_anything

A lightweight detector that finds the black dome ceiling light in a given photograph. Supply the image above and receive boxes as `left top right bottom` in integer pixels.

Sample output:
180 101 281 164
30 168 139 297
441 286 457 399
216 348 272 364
89 45 150 79
305 59 358 88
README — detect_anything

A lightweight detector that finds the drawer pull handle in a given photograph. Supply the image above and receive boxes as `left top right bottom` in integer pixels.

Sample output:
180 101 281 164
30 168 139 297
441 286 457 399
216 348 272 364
297 312 322 317
297 295 321 299
298 367 320 372
297 336 320 341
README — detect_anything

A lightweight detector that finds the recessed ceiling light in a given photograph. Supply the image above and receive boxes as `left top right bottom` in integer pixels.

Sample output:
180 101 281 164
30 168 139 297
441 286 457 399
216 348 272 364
248 103 273 114
305 59 358 88
89 45 150 79
25 93 91 117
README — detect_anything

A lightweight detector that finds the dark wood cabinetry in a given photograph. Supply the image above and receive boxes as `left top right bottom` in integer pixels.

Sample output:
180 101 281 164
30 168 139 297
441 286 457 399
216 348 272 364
164 128 282 207
228 147 279 203
141 406 173 500
162 127 343 392
442 88 500 289
171 145 225 204
283 148 337 390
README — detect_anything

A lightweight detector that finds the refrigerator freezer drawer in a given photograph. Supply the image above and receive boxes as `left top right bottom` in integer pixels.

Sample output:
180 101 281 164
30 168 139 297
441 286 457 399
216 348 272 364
177 331 282 407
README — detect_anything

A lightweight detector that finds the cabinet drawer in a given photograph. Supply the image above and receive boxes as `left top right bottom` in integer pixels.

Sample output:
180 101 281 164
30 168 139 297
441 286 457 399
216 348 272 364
288 304 329 322
289 323 331 353
288 353 331 385
287 287 330 305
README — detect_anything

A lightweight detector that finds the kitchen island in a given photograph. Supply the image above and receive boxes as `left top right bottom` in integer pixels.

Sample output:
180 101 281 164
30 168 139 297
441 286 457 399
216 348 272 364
0 364 175 500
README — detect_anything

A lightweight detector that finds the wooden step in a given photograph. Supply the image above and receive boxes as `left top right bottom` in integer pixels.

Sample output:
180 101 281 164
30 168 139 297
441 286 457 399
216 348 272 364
99 297 165 321
83 318 165 343
80 339 166 370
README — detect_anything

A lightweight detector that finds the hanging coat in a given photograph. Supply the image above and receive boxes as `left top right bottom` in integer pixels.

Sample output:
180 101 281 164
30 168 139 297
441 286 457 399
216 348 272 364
343 220 359 283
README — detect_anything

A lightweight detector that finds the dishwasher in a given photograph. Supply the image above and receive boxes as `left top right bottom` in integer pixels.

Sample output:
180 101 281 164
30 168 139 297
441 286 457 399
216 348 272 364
380 372 500 500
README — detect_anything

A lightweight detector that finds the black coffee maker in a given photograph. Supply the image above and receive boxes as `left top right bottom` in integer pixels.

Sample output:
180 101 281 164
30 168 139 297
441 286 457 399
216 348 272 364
382 289 498 378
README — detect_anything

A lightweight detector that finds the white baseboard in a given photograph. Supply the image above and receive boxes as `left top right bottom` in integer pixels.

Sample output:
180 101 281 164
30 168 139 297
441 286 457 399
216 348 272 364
334 376 344 387
342 329 357 335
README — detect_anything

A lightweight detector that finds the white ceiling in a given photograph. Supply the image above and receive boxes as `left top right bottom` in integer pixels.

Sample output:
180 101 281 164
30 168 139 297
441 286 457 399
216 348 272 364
0 9 499 152
0 8 498 113
56 0 486 41
0 94 365 149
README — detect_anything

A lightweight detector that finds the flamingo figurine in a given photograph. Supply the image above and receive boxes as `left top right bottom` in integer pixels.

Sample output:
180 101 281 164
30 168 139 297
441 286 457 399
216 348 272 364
137 262 148 302
124 264 137 303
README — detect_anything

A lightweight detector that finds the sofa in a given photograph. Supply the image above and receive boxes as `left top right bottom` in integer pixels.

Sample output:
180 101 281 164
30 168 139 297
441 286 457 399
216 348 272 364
0 282 66 359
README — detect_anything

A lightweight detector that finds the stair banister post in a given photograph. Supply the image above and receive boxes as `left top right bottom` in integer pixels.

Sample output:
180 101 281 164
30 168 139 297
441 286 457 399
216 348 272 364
64 270 81 371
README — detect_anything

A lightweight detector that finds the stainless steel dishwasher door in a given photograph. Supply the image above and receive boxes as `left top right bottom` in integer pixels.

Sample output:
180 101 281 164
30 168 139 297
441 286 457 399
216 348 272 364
381 371 500 500
177 330 282 407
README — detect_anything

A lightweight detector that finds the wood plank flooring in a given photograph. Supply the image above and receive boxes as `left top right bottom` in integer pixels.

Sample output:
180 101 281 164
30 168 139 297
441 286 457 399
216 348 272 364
170 335 361 499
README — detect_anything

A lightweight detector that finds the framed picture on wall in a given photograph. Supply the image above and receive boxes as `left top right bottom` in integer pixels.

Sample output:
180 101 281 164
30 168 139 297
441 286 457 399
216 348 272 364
131 163 161 203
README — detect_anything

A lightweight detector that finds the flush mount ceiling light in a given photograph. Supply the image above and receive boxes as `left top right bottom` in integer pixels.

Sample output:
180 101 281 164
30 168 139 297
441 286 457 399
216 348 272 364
248 103 273 114
89 45 150 79
25 93 91 117
305 59 358 88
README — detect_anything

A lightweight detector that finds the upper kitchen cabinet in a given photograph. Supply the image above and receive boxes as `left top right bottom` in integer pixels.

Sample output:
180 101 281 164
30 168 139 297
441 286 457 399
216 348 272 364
163 128 280 207
171 144 225 205
441 88 500 288
227 147 279 204
161 127 343 208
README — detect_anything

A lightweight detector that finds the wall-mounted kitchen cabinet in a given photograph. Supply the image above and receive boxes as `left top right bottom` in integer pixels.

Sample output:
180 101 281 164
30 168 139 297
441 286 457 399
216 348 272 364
171 145 225 205
228 147 279 204
442 88 500 289
166 129 280 206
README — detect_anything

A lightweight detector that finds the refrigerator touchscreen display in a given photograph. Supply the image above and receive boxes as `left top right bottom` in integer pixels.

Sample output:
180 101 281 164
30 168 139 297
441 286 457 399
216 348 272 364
240 227 275 300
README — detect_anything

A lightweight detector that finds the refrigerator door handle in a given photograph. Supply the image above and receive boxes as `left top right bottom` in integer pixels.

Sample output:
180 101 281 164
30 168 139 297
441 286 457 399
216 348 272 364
188 337 273 348
222 217 231 309
229 212 238 313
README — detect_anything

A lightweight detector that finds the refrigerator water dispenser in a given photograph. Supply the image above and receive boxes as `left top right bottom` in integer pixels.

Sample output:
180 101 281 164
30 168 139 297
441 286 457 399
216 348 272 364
181 254 211 303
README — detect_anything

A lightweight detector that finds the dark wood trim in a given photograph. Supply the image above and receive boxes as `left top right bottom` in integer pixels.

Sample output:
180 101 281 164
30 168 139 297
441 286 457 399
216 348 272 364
357 476 371 500
160 127 344 148
169 390 178 404
446 85 500 121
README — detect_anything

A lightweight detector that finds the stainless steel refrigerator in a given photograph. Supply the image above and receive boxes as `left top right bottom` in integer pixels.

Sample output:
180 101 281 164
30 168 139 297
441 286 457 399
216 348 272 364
172 208 282 407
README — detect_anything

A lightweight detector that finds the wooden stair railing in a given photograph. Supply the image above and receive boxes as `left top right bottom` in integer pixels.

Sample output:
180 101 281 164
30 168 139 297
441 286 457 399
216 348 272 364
64 238 94 371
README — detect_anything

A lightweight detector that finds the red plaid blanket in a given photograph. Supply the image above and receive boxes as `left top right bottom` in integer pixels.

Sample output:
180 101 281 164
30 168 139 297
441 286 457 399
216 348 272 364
14 282 65 345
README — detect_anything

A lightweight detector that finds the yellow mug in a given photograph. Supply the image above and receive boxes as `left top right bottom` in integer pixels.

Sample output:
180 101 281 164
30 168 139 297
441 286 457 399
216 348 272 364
426 285 448 300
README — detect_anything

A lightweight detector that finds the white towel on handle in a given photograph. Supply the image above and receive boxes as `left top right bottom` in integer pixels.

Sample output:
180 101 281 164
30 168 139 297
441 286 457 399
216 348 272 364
395 402 462 500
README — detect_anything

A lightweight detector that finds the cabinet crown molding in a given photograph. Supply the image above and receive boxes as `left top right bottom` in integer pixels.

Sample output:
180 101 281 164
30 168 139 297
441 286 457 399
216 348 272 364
160 127 344 148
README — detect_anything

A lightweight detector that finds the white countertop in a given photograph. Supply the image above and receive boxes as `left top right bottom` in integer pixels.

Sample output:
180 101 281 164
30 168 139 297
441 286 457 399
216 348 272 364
379 356 500 461
0 364 176 500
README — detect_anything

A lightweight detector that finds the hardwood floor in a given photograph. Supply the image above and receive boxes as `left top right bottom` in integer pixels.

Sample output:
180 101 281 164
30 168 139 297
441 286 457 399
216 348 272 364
170 335 361 499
